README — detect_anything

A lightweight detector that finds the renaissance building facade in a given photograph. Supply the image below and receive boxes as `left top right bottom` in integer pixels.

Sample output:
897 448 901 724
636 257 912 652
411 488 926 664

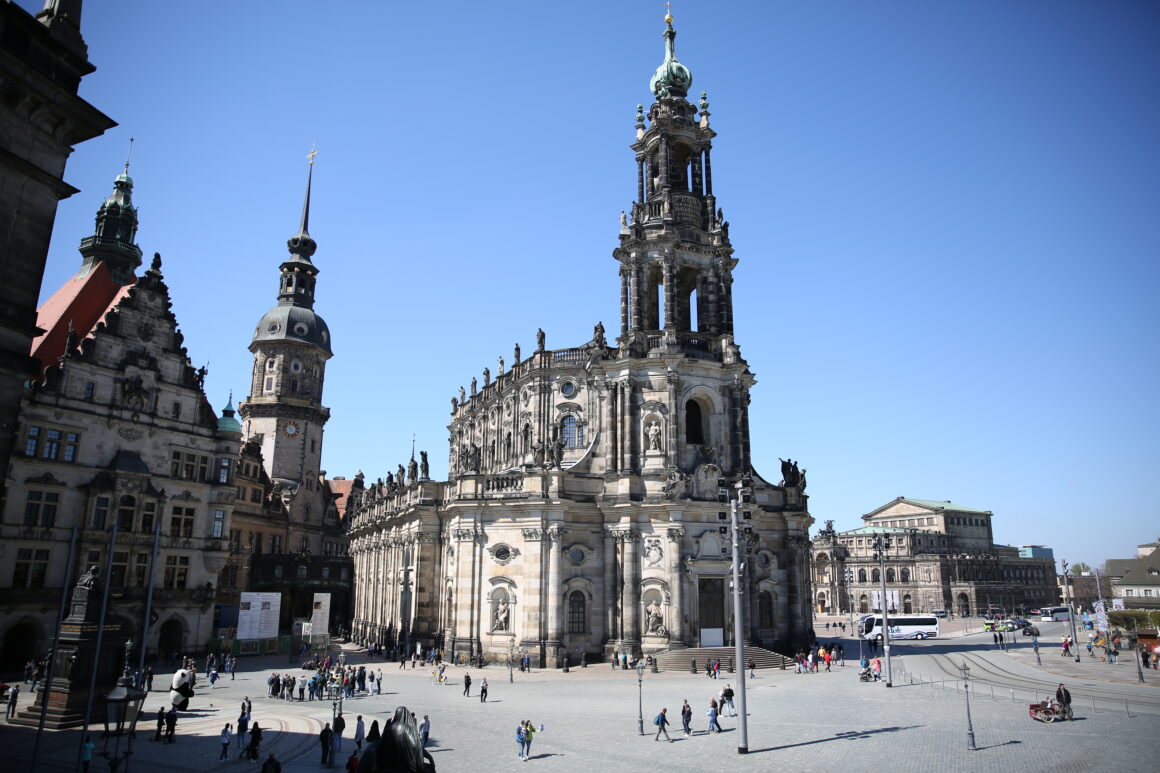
347 15 814 666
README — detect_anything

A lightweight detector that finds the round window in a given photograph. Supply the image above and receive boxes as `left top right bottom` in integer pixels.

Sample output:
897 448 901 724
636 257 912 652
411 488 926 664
293 322 309 336
560 381 576 398
291 360 303 373
568 547 585 564
267 322 281 333
494 546 512 562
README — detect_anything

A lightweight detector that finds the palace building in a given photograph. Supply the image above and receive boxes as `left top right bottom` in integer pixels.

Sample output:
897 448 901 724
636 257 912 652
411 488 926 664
346 14 815 665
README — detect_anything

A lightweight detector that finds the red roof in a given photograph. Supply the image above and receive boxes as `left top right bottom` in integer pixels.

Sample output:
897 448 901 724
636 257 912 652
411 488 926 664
328 477 355 518
31 262 131 379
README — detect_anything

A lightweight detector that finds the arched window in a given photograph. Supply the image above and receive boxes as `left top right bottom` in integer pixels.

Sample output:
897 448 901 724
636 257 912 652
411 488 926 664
567 590 586 634
504 432 513 459
117 495 136 531
900 568 910 583
871 568 880 583
685 400 705 444
859 594 869 614
886 568 896 583
857 568 867 583
561 416 584 448
297 564 307 579
758 591 774 628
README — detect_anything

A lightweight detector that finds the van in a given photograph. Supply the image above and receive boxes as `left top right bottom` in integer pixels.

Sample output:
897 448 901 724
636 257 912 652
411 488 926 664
932 610 948 618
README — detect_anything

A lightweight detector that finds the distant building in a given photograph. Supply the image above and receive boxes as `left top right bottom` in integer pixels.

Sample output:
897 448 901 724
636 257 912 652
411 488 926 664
1018 545 1054 561
812 498 1060 617
1058 573 1101 612
1105 538 1160 611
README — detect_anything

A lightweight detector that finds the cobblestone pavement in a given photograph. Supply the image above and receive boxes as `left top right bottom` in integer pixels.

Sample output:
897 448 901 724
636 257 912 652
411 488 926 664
3 638 1157 773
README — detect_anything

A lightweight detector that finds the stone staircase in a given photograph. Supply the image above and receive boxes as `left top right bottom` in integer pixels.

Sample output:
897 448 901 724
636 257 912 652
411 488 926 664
653 645 793 673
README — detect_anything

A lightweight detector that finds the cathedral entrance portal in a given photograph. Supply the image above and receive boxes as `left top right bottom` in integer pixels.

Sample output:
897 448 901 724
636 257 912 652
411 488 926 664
698 578 725 647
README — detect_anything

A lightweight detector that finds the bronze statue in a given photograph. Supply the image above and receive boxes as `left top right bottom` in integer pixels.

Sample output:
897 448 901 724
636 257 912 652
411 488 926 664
397 464 406 487
593 321 606 348
536 328 545 351
407 457 419 485
482 367 490 387
513 343 521 364
419 451 429 480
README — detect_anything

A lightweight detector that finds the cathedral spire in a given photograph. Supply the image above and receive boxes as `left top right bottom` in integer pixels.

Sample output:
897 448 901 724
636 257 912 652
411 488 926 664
286 149 317 262
77 155 143 285
649 8 692 100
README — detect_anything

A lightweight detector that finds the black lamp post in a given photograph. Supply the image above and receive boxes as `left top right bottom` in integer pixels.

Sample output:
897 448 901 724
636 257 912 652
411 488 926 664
958 661 977 751
99 640 147 773
635 661 645 736
508 644 514 684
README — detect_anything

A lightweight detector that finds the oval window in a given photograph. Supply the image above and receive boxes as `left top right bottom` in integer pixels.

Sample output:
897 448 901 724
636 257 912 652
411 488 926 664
267 322 281 333
293 322 309 336
560 381 576 398
494 546 512 562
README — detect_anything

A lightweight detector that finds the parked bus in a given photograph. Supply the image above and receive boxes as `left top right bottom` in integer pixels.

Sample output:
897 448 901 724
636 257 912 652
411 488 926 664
859 614 940 641
1039 606 1071 622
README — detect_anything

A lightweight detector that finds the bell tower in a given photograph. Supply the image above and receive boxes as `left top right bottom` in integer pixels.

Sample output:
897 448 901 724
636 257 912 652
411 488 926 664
610 11 752 475
239 156 332 508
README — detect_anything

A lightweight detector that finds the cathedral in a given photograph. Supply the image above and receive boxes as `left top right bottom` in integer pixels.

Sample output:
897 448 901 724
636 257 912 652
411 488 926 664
347 15 814 665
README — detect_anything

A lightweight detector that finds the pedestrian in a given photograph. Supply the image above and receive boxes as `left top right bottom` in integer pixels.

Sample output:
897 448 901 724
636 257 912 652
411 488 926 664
1055 683 1072 718
5 683 18 719
319 723 333 766
680 700 692 736
480 677 488 702
220 723 232 760
209 668 219 689
376 670 383 694
522 719 538 760
653 707 672 742
463 672 472 697
261 752 282 773
164 707 177 743
354 715 365 752
144 666 155 692
333 712 346 755
237 711 250 753
722 684 736 716
249 723 263 761
515 721 526 760
747 658 756 678
419 715 430 748
998 631 1005 649
838 643 845 665
81 735 95 772
153 706 165 742
707 699 721 733
299 679 306 701
824 648 832 672
345 751 359 773
993 632 999 649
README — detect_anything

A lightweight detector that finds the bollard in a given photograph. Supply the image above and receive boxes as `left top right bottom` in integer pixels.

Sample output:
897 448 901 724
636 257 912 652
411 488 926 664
780 657 786 670
562 653 569 673
1091 695 1097 714
691 658 697 674
728 657 734 673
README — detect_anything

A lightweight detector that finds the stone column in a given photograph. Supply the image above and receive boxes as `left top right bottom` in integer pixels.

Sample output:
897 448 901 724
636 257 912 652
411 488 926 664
520 528 544 659
691 153 703 198
703 148 713 195
667 528 685 645
637 159 645 203
666 370 679 467
622 530 640 646
603 529 617 650
605 382 618 473
662 257 676 329
619 267 630 337
546 527 566 664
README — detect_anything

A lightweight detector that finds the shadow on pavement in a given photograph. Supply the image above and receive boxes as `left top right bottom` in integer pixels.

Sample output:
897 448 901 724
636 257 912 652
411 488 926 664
976 740 1023 750
748 725 923 753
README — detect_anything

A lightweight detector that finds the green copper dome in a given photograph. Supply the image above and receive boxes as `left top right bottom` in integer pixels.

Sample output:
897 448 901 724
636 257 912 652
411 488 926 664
217 394 243 434
649 15 692 99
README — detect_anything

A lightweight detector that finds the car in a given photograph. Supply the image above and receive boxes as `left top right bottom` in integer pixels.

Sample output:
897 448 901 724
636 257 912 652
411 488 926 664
932 610 948 618
1022 625 1041 637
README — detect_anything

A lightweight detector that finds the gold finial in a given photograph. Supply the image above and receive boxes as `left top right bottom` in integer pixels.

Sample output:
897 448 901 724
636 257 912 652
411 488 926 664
307 142 317 167
124 137 135 174
664 1 673 24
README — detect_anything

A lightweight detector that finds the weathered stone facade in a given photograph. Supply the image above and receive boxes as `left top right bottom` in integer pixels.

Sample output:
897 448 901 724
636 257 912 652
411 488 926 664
812 498 1060 618
347 18 814 665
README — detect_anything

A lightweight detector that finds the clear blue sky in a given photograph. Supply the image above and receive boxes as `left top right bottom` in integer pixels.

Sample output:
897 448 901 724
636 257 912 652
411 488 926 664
24 1 1159 571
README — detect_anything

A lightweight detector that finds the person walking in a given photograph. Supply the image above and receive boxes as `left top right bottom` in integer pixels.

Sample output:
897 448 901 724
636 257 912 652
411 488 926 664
872 656 882 681
248 723 264 761
164 707 177 743
376 670 383 694
80 735 95 772
722 685 736 717
680 700 692 736
515 721 526 760
707 699 722 733
5 684 18 719
144 666 155 692
419 715 430 748
237 711 250 755
522 720 538 760
261 752 282 773
463 672 472 697
747 658 756 678
319 723 333 767
479 677 488 702
332 712 346 755
1055 683 1072 719
653 707 672 742
209 668 219 689
353 715 365 752
153 706 165 742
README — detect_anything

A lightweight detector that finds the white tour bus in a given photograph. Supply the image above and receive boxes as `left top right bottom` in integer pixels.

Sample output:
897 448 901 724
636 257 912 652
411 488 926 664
1039 606 1071 622
859 614 940 641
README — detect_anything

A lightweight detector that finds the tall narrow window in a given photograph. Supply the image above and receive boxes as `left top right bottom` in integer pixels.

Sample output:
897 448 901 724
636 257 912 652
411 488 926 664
63 433 80 462
170 506 195 538
83 381 96 399
212 509 226 538
685 400 705 444
217 458 231 484
43 429 61 460
24 426 40 456
561 416 579 449
164 555 189 588
110 551 129 587
117 495 136 531
24 491 60 527
568 590 586 633
92 496 110 529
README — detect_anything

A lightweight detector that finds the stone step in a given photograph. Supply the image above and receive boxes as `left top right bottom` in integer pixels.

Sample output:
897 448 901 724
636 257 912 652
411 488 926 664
652 645 794 672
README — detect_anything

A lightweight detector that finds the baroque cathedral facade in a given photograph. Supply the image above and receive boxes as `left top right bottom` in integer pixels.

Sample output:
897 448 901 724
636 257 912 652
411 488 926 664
347 16 814 665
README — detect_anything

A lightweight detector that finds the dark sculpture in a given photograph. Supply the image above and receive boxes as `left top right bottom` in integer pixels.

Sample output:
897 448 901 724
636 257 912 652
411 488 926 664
407 457 419 485
549 434 565 469
459 386 466 403
513 343 521 364
77 564 99 589
779 458 805 488
470 378 477 395
419 451 429 480
536 328 545 351
593 321 606 348
397 464 407 488
385 472 395 491
356 707 435 773
482 367 490 387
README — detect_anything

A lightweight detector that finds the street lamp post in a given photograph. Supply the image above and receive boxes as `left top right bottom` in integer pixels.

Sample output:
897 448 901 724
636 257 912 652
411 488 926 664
1061 560 1082 663
846 568 862 661
508 644 514 684
958 661 977 751
872 534 894 687
635 661 645 736
717 476 753 754
99 640 147 773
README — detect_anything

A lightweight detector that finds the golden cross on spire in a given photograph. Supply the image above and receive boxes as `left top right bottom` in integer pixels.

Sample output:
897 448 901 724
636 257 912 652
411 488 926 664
307 143 317 166
664 1 673 22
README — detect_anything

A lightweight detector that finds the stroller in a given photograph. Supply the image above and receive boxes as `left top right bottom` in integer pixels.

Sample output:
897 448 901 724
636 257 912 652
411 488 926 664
858 667 874 682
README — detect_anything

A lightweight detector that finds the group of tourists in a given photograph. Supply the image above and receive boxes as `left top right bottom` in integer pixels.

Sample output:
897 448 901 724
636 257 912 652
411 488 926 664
793 642 844 673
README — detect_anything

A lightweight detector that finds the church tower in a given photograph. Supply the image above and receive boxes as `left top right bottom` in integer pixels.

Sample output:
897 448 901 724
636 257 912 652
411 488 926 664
239 159 332 518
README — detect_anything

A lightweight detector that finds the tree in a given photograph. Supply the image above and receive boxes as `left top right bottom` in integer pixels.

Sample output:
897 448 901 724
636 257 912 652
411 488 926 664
1069 562 1091 576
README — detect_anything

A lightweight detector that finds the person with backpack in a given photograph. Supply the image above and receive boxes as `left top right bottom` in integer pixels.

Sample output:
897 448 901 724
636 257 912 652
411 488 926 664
653 707 672 742
680 700 693 736
515 722 526 760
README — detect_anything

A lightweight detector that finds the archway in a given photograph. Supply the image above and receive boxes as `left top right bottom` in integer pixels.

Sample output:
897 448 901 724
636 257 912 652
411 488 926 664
159 618 184 661
956 593 971 617
0 621 40 671
903 594 913 614
859 594 869 614
816 592 828 614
